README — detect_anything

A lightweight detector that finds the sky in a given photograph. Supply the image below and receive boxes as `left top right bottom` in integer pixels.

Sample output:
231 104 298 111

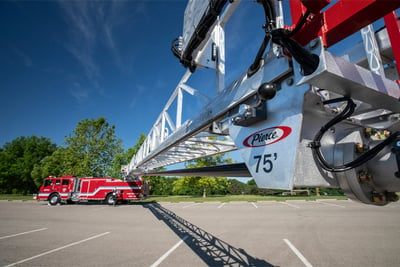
0 0 376 152
0 0 274 150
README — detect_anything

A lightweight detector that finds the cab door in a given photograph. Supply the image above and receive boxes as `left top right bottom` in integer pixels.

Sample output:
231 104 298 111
51 179 62 193
59 179 73 199
39 179 54 200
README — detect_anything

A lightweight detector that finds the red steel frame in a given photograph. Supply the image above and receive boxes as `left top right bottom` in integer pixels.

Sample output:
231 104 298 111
288 0 400 76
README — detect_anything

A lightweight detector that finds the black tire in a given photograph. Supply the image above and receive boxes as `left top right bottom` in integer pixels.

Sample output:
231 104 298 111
49 194 60 206
106 194 116 206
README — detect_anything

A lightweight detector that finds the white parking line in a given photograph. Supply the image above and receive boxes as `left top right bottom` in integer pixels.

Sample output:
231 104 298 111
317 201 346 208
251 202 258 209
279 201 300 209
0 228 47 240
218 203 226 209
182 203 201 209
283 239 313 267
4 232 110 267
150 235 188 267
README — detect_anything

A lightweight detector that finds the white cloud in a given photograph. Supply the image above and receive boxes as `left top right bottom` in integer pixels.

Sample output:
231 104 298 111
70 82 90 102
58 1 98 81
13 47 32 67
129 84 147 108
57 0 150 102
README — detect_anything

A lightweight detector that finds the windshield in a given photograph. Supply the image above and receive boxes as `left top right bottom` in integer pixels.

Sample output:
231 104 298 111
43 179 52 187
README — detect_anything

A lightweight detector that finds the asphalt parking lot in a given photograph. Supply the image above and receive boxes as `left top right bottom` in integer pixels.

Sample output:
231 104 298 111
1 199 400 267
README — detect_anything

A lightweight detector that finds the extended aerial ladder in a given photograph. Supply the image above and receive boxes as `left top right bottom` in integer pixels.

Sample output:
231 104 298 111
122 0 400 206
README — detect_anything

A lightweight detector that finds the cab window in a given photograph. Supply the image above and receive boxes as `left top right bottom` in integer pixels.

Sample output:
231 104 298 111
62 179 69 186
43 179 52 187
55 179 61 185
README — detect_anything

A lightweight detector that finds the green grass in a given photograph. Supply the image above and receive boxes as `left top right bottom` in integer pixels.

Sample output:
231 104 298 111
0 194 35 201
0 194 347 203
140 194 348 203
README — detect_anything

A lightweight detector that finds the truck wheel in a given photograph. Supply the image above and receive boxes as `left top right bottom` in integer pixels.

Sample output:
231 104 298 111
106 194 115 206
49 194 60 206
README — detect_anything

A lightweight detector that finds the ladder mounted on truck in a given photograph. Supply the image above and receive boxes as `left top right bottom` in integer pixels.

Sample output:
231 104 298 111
122 0 400 206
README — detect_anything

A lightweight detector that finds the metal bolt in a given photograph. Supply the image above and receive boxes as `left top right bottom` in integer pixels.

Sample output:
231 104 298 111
358 171 372 183
286 78 294 86
355 143 369 154
372 192 385 204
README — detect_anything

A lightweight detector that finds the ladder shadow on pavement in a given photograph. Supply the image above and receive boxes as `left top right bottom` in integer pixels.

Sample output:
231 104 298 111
144 203 276 267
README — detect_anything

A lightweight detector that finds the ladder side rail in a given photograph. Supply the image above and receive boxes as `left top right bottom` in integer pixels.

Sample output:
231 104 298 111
127 2 244 174
127 53 291 175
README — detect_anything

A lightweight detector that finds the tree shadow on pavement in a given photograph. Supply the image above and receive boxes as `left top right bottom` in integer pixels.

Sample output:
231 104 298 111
144 203 276 267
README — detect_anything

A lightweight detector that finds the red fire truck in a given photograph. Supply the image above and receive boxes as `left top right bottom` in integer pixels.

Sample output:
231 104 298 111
34 175 149 205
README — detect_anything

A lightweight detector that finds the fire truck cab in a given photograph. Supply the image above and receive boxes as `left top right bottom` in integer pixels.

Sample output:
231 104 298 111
34 175 149 205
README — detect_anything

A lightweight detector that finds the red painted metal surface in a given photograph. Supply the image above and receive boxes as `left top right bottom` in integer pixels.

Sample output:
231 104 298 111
323 0 400 47
298 0 330 15
289 0 307 31
288 0 400 48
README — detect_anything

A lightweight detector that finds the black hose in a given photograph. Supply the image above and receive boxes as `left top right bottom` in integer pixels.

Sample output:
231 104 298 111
247 34 271 77
271 28 319 75
247 3 319 77
310 97 400 172
247 0 276 77
173 0 229 72
287 9 311 37
171 38 181 59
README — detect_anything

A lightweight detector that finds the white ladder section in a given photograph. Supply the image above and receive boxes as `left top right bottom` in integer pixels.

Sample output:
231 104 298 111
124 1 243 175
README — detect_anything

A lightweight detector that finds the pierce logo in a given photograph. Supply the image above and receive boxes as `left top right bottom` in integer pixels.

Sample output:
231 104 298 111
243 126 292 147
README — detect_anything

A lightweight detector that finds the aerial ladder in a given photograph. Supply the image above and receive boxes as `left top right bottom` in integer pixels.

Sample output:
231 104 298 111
122 0 400 206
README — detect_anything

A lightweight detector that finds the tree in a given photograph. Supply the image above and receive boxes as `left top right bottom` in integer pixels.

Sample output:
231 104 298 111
172 175 230 197
62 117 123 177
31 147 67 187
198 177 230 197
0 136 57 194
172 176 200 195
246 179 259 195
110 134 146 178
145 176 176 195
172 149 233 197
228 179 246 195
186 152 232 198
185 153 232 169
111 134 177 194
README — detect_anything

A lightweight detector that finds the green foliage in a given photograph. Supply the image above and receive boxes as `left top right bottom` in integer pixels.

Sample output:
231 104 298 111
199 176 230 196
227 179 247 195
185 153 233 168
245 179 260 195
172 142 234 197
144 176 176 195
0 121 346 197
31 117 123 186
62 117 123 177
110 134 146 178
144 194 348 203
31 147 67 187
172 176 231 197
172 176 199 195
0 136 57 194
